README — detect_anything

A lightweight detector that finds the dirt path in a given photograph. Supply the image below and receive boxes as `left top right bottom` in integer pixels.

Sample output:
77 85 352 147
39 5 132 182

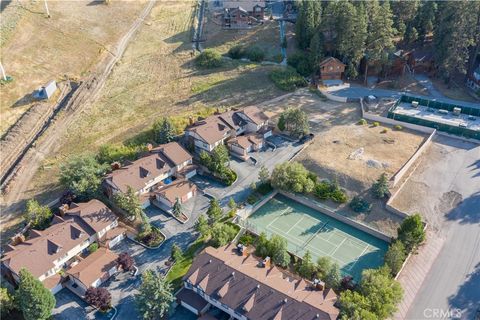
0 0 157 229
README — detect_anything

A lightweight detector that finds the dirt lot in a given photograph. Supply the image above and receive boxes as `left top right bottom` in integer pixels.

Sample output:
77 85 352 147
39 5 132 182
0 0 147 133
256 89 424 235
1 1 284 233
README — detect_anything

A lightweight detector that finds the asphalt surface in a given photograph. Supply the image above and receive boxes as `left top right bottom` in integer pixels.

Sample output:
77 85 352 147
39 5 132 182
329 82 480 109
398 135 480 320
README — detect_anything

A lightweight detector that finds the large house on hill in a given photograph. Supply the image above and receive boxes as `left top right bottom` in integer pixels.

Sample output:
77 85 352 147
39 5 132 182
103 141 197 209
177 244 340 320
1 200 124 294
185 106 271 156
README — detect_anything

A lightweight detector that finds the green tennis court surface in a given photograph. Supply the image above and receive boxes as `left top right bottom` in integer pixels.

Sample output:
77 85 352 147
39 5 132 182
246 194 388 281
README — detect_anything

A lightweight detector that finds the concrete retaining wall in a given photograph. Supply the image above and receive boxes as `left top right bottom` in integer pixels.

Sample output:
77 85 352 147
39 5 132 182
319 88 348 103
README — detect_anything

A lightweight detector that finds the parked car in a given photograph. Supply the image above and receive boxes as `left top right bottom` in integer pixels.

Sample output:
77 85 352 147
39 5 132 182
299 133 314 144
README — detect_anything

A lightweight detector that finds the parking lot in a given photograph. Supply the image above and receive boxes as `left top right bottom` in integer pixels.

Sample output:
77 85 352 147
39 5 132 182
191 134 305 207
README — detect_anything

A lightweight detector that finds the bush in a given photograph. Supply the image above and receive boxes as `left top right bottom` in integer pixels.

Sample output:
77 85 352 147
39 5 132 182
97 144 145 164
85 287 111 311
195 49 223 68
271 162 315 194
256 182 273 195
210 223 238 248
384 241 407 276
246 193 259 205
314 180 348 203
349 196 372 213
372 173 390 199
218 167 237 185
138 227 164 247
228 45 245 59
380 128 388 134
372 122 380 127
287 52 312 76
117 252 134 271
88 243 99 253
394 125 403 130
397 214 425 252
269 67 307 91
238 234 255 246
357 119 367 125
245 46 265 62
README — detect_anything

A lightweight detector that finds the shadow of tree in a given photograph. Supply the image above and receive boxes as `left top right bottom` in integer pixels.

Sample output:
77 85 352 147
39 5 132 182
448 262 480 320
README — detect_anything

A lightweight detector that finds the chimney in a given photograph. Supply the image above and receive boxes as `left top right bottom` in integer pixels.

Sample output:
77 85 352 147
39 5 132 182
146 143 153 151
188 116 194 126
237 244 248 256
313 279 325 291
260 256 271 268
111 161 121 170
58 203 69 216
11 234 25 245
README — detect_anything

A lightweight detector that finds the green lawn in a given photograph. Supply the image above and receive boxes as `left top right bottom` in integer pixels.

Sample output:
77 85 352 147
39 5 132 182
166 238 206 290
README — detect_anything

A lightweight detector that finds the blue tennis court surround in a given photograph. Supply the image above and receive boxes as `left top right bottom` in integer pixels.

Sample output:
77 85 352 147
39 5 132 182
246 194 389 281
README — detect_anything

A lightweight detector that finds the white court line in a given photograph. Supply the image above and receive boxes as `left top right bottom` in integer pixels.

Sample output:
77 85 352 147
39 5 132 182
265 207 291 229
286 216 304 234
330 238 347 257
346 244 371 271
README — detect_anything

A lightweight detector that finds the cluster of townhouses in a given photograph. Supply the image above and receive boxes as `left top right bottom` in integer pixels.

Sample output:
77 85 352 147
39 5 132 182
1 106 272 302
177 244 340 320
1 200 125 295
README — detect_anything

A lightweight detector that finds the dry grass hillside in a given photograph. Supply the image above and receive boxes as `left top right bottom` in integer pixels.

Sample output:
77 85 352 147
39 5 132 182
21 1 283 212
0 0 147 133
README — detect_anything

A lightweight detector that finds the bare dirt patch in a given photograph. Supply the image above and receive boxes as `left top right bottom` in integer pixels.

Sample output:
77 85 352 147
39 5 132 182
255 89 419 235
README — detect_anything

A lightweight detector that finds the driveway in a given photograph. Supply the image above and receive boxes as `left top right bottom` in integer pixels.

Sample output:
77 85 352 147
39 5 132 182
53 289 89 320
191 136 304 207
390 135 480 320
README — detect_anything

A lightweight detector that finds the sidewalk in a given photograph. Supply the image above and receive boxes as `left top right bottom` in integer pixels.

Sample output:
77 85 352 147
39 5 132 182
394 230 446 319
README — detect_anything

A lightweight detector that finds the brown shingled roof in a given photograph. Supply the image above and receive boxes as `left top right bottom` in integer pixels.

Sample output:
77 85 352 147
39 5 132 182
66 247 118 288
105 142 192 193
240 106 269 125
187 117 231 145
154 179 197 204
1 200 116 279
182 245 340 320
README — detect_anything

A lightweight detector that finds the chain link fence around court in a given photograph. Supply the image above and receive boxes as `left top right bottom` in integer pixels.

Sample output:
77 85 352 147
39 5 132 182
388 95 480 139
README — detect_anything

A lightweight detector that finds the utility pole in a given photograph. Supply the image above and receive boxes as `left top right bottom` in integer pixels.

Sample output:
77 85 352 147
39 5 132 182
0 62 7 81
44 0 51 18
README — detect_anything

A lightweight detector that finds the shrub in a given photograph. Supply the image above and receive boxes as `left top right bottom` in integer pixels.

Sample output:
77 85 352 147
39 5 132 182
195 49 223 68
85 287 111 311
372 121 380 127
314 180 348 203
256 182 273 195
397 214 425 252
238 234 255 246
88 243 99 253
138 227 164 247
227 45 245 59
271 162 315 194
384 241 407 275
372 173 390 199
269 67 307 91
245 46 265 62
210 223 238 248
117 252 134 271
287 52 312 76
218 167 237 185
357 119 367 125
394 125 403 130
380 128 388 134
97 143 145 164
246 193 259 205
24 199 53 230
349 196 372 213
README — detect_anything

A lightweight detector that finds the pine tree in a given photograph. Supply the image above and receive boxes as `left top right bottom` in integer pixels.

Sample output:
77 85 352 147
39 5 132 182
153 117 175 144
17 269 55 320
433 1 480 84
258 165 270 185
172 198 183 218
415 1 437 41
135 270 174 319
364 0 395 83
206 198 223 222
195 215 210 238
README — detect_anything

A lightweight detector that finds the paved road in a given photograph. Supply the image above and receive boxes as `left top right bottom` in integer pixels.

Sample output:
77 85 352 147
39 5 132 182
391 135 480 320
329 82 480 109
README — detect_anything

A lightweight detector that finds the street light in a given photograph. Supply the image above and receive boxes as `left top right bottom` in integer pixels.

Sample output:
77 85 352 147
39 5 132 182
44 0 51 18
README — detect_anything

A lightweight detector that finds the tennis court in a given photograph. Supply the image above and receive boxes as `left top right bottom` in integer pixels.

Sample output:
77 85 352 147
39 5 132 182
246 194 389 281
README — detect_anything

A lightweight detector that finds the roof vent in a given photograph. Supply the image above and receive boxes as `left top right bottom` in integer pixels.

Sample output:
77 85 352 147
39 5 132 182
256 284 260 289
283 298 288 304
313 279 325 291
231 272 235 276
316 314 320 318
208 259 212 264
